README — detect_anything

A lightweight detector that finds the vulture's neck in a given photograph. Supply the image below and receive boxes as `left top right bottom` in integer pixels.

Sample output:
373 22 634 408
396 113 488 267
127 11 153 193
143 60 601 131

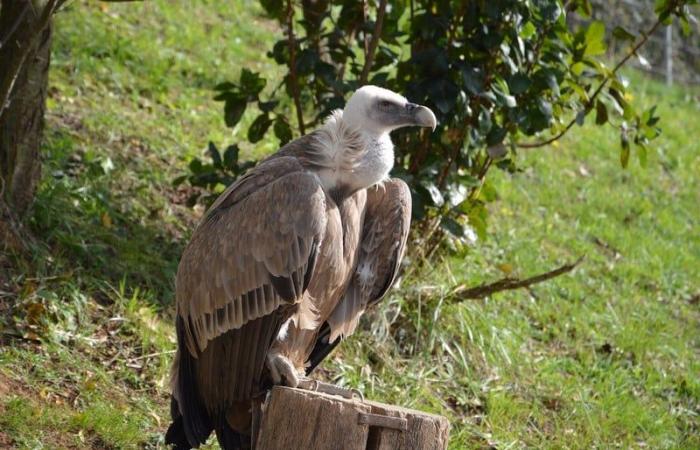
311 110 394 199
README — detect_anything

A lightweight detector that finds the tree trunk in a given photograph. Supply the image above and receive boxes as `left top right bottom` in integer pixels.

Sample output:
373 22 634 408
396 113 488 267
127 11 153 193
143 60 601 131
0 0 53 251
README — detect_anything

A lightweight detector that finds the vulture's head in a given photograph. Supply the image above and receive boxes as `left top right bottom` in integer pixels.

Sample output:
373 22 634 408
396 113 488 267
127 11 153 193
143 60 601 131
343 86 437 136
314 85 436 194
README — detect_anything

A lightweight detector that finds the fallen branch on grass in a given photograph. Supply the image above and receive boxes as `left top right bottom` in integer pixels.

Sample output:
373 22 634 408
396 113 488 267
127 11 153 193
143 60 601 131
449 256 584 301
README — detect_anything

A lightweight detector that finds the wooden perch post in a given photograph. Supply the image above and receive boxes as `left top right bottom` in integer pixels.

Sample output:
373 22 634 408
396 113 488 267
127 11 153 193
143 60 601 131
252 386 450 450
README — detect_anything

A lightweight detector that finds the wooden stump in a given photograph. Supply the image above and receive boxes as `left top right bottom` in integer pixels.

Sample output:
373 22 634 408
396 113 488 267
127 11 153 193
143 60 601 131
253 386 450 450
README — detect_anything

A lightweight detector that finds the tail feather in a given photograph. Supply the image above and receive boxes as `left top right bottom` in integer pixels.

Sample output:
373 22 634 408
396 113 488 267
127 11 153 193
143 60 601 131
165 413 191 450
167 316 214 447
215 421 249 450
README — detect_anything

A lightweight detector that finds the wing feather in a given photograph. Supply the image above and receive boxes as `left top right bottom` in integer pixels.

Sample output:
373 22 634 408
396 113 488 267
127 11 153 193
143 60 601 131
326 178 411 342
176 156 327 356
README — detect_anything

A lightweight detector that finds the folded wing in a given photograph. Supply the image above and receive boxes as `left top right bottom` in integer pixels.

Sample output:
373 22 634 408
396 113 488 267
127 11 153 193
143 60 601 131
307 179 411 371
176 156 327 357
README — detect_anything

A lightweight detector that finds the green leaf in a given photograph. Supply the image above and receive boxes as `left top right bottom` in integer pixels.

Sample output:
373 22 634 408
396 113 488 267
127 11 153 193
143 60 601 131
224 97 247 128
680 16 691 37
457 173 480 188
586 21 606 42
239 69 266 97
612 26 636 42
296 49 319 75
543 70 561 96
462 67 484 95
584 21 607 56
172 175 187 187
577 0 593 17
540 2 562 22
213 91 230 102
214 81 237 91
609 87 631 117
189 158 204 174
494 84 517 107
654 0 670 15
223 145 240 170
248 114 273 143
273 118 293 145
507 74 531 95
207 141 222 168
569 82 588 102
537 98 553 119
637 143 648 167
623 101 636 121
467 204 488 241
440 217 465 238
411 188 428 221
641 105 659 126
429 79 459 114
620 133 630 168
595 100 608 125
425 183 445 207
478 107 493 134
571 62 586 76
520 22 536 40
259 0 284 19
259 100 279 113
486 126 507 147
479 181 499 202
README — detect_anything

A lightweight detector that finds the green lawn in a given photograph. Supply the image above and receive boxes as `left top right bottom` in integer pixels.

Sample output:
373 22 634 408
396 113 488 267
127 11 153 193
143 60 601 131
0 1 698 449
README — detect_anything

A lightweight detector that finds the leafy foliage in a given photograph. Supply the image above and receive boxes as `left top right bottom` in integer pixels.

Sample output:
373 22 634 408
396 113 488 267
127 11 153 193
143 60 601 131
174 141 256 206
184 0 695 250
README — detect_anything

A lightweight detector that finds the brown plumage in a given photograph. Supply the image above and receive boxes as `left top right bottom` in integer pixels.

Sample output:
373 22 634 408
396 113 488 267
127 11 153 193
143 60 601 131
166 86 435 449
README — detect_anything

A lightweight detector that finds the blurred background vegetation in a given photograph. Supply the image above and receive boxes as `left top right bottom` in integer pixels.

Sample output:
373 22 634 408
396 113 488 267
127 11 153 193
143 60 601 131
0 0 698 448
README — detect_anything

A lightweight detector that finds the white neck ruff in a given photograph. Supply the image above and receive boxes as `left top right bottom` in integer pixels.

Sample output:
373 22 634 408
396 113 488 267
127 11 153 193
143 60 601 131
311 110 394 194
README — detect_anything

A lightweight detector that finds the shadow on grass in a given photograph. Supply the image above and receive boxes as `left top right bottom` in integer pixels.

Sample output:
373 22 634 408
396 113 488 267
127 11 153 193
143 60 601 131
20 125 187 309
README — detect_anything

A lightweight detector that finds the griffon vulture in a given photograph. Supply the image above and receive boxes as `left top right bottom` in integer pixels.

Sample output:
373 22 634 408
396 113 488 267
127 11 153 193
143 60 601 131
166 86 436 449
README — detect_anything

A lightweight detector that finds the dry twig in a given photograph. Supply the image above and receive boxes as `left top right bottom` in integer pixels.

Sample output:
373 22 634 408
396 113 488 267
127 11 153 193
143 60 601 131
450 256 584 301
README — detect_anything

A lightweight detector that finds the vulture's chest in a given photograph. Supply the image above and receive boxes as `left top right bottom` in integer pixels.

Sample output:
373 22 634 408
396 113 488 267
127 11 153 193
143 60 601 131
307 189 367 318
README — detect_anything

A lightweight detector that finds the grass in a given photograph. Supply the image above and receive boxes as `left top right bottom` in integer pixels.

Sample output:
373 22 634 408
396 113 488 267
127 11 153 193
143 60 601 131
1 1 698 448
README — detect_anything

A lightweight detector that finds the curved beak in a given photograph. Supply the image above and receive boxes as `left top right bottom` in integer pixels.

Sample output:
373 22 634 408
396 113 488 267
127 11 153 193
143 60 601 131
406 103 437 131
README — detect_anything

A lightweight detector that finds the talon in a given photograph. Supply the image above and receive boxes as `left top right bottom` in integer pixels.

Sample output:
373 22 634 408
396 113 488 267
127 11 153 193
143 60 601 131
266 353 282 385
296 378 317 391
266 353 302 388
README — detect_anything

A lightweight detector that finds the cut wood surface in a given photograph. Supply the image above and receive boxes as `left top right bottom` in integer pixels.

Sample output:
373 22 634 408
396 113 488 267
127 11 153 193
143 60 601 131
254 386 449 450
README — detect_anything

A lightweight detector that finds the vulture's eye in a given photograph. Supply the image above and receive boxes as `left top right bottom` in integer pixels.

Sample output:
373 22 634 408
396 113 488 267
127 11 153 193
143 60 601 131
379 100 393 110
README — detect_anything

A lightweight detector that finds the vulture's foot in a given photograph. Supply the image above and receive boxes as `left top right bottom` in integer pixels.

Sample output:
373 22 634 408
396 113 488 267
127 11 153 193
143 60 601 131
266 353 363 400
296 379 364 401
266 352 302 388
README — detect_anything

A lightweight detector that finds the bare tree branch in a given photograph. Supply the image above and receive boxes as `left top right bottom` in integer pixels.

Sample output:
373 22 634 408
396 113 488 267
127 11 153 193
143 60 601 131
285 0 305 135
359 0 388 84
361 0 369 55
450 256 584 301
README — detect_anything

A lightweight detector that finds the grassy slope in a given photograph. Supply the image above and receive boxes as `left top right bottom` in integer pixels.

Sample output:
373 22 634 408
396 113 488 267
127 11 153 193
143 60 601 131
344 75 699 448
0 1 698 448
